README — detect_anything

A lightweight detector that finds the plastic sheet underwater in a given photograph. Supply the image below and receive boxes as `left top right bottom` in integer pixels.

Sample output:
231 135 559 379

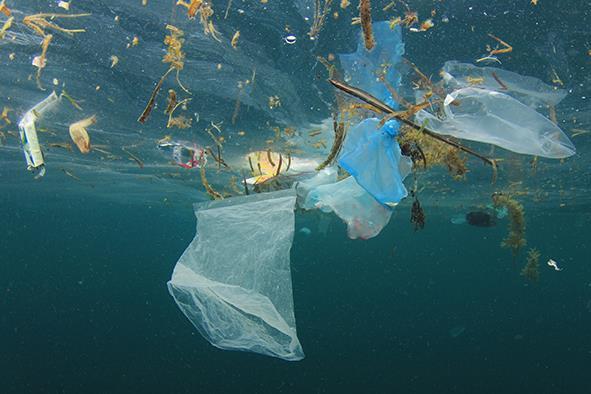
168 189 304 361
441 60 568 108
416 87 576 159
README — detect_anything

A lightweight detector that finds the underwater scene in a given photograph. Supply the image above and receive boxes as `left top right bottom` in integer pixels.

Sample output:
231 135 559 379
1 0 591 392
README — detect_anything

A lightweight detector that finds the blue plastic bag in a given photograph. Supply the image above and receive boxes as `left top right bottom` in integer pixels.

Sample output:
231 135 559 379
337 22 412 206
338 118 412 207
339 22 404 112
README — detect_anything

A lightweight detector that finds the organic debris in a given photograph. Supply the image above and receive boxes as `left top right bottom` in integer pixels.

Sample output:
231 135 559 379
231 30 240 49
176 0 221 42
69 115 96 154
138 67 174 123
410 189 425 231
476 33 512 63
167 97 192 128
317 113 346 170
521 248 540 282
0 15 13 39
200 160 224 200
268 95 281 109
492 192 526 258
23 13 90 89
309 0 333 40
122 147 144 168
0 106 11 127
48 142 73 151
0 1 10 17
359 0 375 50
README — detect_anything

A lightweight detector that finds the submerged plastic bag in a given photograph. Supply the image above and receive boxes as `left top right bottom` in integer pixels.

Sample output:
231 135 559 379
339 22 404 110
301 176 392 240
338 118 413 207
168 189 304 361
415 87 576 158
339 22 404 136
441 61 567 108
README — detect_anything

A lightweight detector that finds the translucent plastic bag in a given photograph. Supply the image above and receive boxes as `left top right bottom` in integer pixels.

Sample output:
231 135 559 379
338 118 413 207
415 87 576 158
168 189 304 361
301 176 392 240
441 61 567 108
340 22 404 135
295 166 338 207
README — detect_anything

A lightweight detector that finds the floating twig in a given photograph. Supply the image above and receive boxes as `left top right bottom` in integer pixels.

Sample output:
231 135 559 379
122 147 144 168
138 66 174 124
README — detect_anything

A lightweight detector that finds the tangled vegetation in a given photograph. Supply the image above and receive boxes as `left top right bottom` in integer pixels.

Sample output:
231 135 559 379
492 192 526 258
521 248 540 282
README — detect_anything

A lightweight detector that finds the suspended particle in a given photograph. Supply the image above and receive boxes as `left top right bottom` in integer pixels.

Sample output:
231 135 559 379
284 35 296 45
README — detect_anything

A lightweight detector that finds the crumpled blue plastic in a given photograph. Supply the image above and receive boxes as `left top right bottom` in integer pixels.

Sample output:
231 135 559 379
338 22 410 206
338 118 411 207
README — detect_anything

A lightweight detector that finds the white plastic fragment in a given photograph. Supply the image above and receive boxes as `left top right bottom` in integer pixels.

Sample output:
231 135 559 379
547 259 563 271
18 91 60 178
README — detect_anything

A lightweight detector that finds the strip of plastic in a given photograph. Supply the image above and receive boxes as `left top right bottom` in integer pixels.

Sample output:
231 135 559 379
18 91 60 178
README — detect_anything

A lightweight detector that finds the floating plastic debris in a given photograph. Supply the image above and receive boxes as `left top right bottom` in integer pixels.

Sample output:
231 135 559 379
547 259 563 271
168 189 304 361
416 87 576 158
18 92 60 178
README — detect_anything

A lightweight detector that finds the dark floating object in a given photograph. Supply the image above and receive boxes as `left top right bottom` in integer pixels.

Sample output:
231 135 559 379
466 210 496 227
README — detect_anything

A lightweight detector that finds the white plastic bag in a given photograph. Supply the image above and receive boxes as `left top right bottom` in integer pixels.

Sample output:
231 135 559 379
415 87 575 158
168 189 304 361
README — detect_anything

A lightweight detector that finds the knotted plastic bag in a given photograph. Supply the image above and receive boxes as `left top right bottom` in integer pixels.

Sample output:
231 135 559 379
415 87 576 158
168 189 304 361
338 118 413 207
301 176 393 240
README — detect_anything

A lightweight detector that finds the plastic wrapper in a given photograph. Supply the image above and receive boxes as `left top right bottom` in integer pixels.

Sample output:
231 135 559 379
18 91 60 177
415 87 576 159
167 189 304 361
441 61 567 108
338 118 413 207
158 139 205 169
301 176 392 240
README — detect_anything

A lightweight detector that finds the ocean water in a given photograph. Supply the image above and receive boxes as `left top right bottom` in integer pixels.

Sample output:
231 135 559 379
1 1 591 393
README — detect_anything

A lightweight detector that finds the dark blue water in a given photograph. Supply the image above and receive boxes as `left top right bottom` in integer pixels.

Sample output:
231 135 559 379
1 191 590 393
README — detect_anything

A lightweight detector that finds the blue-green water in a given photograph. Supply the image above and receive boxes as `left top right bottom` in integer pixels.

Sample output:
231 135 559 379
1 0 591 393
2 195 590 393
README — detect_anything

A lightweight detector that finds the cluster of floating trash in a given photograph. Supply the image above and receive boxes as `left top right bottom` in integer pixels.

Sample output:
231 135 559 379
165 21 575 361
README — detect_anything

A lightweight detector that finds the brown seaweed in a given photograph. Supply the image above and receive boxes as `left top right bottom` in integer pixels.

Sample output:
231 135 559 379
492 192 526 258
359 0 375 50
521 248 540 282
